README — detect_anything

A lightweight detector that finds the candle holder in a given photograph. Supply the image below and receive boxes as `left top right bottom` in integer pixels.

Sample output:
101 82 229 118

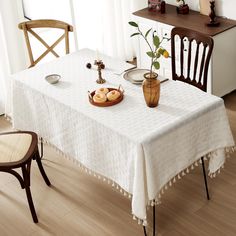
207 1 220 27
94 60 106 84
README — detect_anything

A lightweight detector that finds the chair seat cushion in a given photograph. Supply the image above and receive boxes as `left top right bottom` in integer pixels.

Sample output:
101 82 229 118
0 133 32 162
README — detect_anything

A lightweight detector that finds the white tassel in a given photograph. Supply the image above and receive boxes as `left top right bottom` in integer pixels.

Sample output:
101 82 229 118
191 164 194 170
173 177 176 183
143 220 147 226
165 185 168 190
186 168 189 173
169 180 172 187
178 174 181 179
182 171 186 176
133 215 136 220
195 161 198 167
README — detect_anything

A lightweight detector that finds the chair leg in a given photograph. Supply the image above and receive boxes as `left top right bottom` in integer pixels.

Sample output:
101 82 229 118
34 151 51 186
40 137 43 159
22 163 38 223
201 157 210 200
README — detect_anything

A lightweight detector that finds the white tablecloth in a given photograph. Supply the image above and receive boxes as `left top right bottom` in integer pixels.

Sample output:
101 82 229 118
11 49 235 224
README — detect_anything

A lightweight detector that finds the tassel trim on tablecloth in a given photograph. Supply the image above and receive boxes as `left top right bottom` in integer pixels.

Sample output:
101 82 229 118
40 138 133 199
39 138 235 227
133 146 236 226
4 114 235 226
146 145 236 207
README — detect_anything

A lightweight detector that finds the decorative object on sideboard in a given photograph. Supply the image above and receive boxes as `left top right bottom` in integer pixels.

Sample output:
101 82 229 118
207 1 220 27
160 1 166 14
148 0 161 12
199 0 210 15
128 21 169 107
148 0 165 13
176 0 189 14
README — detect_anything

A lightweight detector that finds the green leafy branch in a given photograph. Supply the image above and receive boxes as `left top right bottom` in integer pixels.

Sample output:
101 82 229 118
128 21 169 76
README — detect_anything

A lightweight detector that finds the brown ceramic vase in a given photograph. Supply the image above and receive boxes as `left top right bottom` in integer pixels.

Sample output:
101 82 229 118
142 72 160 108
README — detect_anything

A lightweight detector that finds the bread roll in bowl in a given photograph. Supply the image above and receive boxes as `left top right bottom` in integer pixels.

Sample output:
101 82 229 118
95 87 109 95
107 90 120 101
93 93 107 103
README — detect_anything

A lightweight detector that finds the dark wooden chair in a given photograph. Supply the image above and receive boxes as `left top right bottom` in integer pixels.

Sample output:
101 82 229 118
0 131 51 223
18 19 73 68
171 27 214 200
171 27 214 92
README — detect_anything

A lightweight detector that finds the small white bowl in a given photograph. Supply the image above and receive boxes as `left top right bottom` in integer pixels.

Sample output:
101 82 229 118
45 74 61 84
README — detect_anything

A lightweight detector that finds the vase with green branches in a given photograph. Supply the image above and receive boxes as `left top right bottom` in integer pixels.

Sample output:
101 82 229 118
128 21 169 107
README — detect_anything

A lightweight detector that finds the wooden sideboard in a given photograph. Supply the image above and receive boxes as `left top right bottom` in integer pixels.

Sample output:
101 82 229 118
133 4 236 97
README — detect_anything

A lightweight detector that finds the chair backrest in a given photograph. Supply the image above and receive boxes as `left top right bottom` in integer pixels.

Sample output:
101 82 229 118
18 19 73 68
171 27 214 92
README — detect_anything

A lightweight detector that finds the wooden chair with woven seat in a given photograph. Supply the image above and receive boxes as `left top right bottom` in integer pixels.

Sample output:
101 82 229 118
18 19 73 68
171 26 214 200
0 131 51 223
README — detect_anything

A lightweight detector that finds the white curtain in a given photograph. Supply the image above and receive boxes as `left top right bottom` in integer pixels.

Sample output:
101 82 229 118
0 15 7 114
0 0 27 115
72 0 146 61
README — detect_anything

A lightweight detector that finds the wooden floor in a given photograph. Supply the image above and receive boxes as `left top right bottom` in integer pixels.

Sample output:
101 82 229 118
0 91 235 236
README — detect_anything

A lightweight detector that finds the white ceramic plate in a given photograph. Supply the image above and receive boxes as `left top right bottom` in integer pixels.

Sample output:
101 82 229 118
45 74 61 84
123 69 149 84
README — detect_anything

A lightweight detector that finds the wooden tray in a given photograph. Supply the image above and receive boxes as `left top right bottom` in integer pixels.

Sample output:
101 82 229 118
88 87 124 107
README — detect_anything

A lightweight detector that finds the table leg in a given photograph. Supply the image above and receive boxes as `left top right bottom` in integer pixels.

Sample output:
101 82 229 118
153 205 156 236
142 205 156 236
143 226 147 236
201 157 210 200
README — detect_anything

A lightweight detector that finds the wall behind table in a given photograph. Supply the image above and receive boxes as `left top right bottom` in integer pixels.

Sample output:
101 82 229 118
165 0 236 20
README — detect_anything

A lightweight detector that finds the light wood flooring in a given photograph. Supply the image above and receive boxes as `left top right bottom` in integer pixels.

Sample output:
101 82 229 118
0 91 235 236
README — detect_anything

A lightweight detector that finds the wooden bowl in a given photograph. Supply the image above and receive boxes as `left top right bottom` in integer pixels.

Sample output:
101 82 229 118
88 87 124 107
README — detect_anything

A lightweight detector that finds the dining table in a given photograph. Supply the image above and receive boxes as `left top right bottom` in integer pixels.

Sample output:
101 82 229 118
10 48 235 234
